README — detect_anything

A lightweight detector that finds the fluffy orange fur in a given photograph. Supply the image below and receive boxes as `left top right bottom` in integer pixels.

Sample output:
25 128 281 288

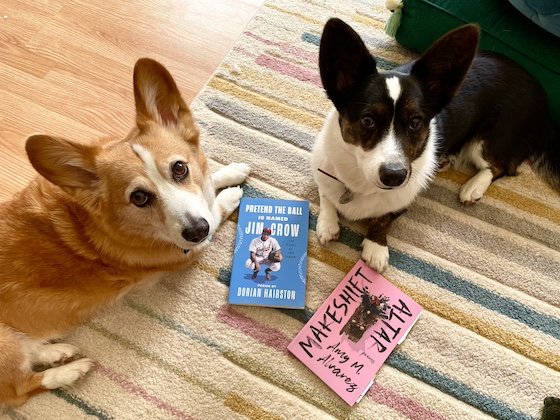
0 58 248 407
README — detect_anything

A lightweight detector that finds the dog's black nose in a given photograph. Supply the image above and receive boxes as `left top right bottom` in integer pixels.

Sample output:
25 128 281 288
181 218 210 243
380 164 408 187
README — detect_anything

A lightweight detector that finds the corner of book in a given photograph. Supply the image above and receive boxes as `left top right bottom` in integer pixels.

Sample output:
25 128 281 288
355 377 376 405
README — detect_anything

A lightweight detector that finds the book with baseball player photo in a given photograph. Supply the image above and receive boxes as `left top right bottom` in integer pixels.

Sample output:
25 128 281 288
287 260 422 406
228 197 309 309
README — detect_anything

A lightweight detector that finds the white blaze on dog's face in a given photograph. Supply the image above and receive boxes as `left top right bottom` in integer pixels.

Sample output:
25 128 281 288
351 76 409 190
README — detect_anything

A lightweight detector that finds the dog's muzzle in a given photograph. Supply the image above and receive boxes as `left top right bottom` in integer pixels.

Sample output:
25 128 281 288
182 218 210 243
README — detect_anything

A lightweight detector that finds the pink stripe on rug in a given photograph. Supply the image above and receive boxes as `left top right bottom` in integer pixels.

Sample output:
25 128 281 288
217 305 291 354
255 54 322 86
233 46 257 58
367 382 447 420
245 32 317 63
95 363 192 420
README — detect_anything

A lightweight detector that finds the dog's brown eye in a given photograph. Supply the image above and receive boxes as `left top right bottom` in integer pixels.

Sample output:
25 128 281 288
361 114 375 128
172 161 188 180
409 117 423 131
130 191 150 207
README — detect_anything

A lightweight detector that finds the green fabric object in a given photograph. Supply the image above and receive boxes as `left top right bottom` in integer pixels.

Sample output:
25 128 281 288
384 2 404 37
541 397 560 420
394 0 560 127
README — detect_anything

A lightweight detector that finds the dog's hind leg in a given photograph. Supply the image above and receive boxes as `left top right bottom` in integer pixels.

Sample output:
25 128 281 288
457 140 504 205
212 163 250 189
0 326 94 407
459 168 494 204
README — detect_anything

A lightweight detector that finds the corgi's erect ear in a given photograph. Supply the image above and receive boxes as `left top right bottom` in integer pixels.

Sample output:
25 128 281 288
133 58 196 137
26 135 99 190
319 18 377 110
411 24 480 112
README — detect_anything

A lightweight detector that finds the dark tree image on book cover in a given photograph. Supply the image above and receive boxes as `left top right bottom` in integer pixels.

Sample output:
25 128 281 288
341 288 390 343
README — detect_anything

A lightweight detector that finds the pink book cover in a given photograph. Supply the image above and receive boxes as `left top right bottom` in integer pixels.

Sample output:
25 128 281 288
288 260 422 406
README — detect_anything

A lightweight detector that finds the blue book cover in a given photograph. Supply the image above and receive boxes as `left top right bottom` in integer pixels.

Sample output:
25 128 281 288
228 198 309 309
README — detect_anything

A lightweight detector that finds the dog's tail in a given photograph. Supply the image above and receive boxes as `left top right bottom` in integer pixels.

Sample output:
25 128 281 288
531 123 560 193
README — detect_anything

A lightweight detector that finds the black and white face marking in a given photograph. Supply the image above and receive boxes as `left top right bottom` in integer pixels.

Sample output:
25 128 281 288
343 75 435 192
131 144 215 247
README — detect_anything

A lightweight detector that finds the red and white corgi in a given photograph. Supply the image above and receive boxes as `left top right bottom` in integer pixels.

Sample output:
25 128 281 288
0 58 250 407
312 18 560 272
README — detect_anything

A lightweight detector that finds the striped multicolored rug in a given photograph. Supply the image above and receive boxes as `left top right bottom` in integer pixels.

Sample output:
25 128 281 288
6 1 559 419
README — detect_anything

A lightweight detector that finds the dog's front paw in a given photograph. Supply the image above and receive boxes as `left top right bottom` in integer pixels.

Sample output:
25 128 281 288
213 163 251 189
216 186 243 217
316 212 340 244
227 162 251 184
361 239 389 273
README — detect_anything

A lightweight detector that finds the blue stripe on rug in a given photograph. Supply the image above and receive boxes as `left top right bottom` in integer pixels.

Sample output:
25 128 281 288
51 389 113 419
389 250 560 340
197 120 313 178
301 33 319 46
126 301 225 353
423 183 560 251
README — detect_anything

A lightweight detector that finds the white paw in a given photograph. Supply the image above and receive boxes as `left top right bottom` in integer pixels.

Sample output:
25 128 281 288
361 239 389 273
459 181 485 204
42 358 95 389
316 212 340 244
212 163 250 189
216 186 243 216
459 169 493 205
36 343 81 366
226 162 251 184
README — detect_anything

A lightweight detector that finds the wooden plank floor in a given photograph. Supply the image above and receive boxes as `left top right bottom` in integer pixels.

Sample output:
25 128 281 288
0 0 263 201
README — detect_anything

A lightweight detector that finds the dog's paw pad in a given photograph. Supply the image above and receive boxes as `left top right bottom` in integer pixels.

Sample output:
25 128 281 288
361 240 389 273
316 215 340 244
41 358 95 389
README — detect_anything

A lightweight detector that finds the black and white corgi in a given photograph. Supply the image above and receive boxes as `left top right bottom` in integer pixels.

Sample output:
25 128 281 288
311 18 560 272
